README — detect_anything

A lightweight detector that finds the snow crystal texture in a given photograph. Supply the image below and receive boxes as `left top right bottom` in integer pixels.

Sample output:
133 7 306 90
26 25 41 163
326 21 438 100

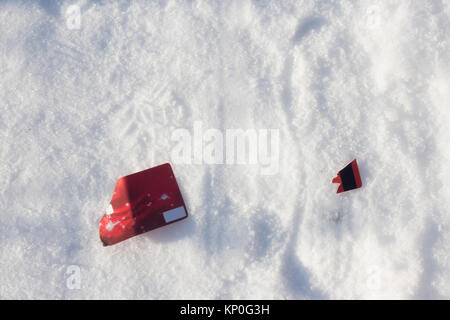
1 0 450 299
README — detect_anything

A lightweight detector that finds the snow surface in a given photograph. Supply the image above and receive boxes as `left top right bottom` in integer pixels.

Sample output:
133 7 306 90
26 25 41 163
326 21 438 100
1 0 450 299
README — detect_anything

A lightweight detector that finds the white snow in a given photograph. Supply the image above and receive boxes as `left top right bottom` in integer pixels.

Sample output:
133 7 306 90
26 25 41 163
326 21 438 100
105 221 119 232
1 0 450 299
106 204 113 215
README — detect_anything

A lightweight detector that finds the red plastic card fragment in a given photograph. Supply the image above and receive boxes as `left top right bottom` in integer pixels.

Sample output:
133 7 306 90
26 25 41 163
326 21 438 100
99 163 188 246
332 159 362 194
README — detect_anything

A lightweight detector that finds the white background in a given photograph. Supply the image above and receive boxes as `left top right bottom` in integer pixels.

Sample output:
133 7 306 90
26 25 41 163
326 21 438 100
0 0 449 299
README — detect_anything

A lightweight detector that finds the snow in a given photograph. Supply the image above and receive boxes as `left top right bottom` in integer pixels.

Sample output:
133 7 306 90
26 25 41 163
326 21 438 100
161 194 169 200
105 221 119 232
1 0 450 299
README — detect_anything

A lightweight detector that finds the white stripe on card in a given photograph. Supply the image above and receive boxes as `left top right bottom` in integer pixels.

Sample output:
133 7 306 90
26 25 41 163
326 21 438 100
163 206 187 223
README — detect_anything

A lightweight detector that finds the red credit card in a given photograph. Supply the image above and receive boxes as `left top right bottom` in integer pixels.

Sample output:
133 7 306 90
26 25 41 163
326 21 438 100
99 163 188 246
332 159 362 194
